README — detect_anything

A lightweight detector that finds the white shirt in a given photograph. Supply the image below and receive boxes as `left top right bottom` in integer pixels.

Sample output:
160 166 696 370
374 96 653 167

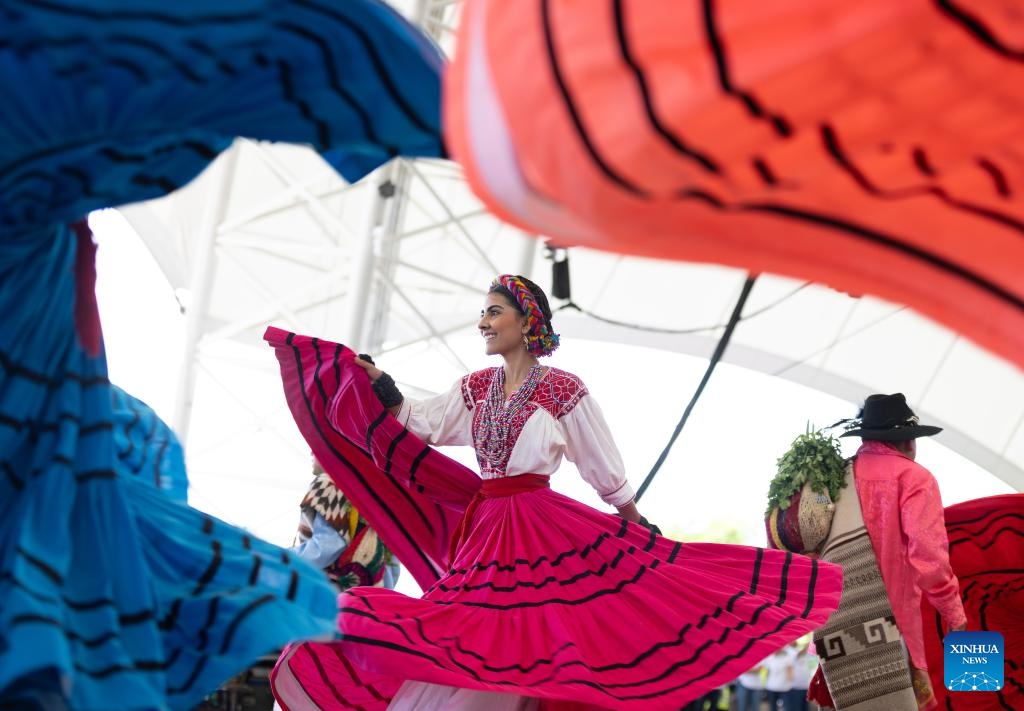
763 649 795 692
791 649 816 689
396 369 635 507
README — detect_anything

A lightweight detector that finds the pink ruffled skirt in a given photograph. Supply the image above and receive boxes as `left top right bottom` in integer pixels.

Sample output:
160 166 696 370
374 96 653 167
264 328 842 709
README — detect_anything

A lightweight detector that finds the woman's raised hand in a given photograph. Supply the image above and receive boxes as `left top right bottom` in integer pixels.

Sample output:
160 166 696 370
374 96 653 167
353 355 384 382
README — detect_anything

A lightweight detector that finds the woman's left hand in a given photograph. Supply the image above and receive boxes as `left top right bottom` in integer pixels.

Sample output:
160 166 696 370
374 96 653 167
616 500 642 523
353 355 384 382
617 501 662 534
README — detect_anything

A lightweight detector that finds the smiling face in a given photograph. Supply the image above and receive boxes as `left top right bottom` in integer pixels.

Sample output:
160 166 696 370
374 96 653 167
479 291 529 357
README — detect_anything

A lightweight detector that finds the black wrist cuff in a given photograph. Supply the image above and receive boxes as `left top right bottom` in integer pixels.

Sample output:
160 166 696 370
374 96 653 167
372 372 403 408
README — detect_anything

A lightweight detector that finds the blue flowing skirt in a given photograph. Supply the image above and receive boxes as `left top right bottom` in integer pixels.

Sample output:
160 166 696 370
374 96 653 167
0 1 444 708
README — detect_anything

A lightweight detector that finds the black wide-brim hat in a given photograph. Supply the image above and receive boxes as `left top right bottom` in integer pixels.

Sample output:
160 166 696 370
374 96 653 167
840 393 942 441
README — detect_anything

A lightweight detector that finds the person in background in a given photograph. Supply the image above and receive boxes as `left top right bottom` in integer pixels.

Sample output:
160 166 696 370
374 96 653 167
786 642 815 711
764 645 794 710
813 393 966 711
293 457 400 591
735 659 766 711
683 682 729 711
267 459 403 711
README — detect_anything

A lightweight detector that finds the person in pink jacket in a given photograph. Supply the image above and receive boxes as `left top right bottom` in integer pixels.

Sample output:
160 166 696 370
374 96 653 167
841 393 967 708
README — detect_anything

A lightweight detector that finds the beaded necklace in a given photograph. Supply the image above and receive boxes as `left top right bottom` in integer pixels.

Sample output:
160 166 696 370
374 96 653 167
474 364 546 471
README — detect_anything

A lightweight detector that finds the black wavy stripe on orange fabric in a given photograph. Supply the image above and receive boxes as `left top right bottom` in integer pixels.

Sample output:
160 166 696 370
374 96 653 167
818 125 1024 234
672 189 1024 313
934 0 1024 62
8 543 317 690
531 0 1024 316
704 0 1019 215
612 0 720 174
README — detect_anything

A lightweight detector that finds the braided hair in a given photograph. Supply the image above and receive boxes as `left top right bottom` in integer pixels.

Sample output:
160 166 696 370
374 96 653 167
489 275 560 357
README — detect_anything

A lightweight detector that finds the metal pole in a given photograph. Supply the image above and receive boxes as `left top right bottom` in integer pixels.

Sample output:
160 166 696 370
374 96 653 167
342 164 392 348
365 161 410 353
516 233 539 278
173 143 239 443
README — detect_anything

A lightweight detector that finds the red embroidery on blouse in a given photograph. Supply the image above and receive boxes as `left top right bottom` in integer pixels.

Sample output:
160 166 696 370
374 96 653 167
533 368 588 418
461 368 498 410
464 368 588 477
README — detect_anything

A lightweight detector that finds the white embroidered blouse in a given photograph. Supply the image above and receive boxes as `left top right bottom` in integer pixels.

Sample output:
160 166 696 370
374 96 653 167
395 367 635 507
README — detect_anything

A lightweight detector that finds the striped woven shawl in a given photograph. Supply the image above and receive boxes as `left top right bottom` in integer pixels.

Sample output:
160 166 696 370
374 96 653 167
813 464 919 711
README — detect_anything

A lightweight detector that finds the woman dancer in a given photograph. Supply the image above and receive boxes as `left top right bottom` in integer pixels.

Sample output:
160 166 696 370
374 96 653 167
266 275 842 710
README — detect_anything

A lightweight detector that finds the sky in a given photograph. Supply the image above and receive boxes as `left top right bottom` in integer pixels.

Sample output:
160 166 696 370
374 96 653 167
90 208 1016 596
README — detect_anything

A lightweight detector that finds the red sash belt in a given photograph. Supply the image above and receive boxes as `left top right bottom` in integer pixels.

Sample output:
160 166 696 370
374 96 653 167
448 474 550 565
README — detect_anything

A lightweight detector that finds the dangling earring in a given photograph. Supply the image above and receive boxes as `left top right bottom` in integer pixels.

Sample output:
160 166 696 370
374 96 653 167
522 334 529 349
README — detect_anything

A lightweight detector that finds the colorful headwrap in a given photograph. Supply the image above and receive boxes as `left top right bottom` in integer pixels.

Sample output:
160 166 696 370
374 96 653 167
491 275 560 357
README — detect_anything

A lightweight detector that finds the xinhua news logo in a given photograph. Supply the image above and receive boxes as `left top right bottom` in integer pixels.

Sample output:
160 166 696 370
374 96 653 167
944 631 1003 692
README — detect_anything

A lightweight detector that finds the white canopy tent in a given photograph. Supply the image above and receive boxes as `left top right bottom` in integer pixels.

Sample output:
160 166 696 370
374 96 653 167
104 0 1021 547
119 140 1024 472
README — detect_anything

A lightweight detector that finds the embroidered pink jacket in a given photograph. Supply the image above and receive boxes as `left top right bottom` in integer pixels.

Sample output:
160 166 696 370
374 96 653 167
854 440 967 669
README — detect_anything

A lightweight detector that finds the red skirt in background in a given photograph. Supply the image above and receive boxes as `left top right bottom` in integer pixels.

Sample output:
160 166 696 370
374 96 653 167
922 494 1024 711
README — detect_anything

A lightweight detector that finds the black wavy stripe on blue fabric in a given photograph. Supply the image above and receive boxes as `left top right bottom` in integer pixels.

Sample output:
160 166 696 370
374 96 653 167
1 257 335 711
1 0 450 695
0 0 443 233
122 480 337 702
110 386 187 499
0 370 168 692
0 403 114 491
